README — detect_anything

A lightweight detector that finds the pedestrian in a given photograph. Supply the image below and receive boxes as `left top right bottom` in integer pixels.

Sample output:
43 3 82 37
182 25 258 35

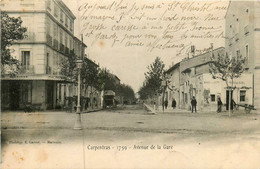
164 100 168 109
217 97 222 113
172 99 176 109
191 96 197 113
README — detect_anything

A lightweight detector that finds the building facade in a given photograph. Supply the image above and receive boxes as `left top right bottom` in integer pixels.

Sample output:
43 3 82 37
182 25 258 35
225 1 260 109
1 0 87 110
165 62 180 108
165 45 254 112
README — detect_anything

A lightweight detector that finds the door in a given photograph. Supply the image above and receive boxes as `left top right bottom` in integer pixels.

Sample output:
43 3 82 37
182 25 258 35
226 90 233 110
10 82 20 110
46 81 54 109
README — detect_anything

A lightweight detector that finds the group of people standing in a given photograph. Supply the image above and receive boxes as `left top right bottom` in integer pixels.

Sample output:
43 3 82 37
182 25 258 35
163 99 177 109
163 96 223 113
190 96 223 113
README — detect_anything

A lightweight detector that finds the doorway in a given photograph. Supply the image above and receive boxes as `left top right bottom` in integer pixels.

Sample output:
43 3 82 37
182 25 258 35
226 90 233 110
10 82 21 110
46 81 54 109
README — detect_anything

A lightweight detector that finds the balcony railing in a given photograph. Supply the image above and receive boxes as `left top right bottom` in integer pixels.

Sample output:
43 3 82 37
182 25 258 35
59 43 64 53
47 34 53 46
52 67 61 76
20 65 35 74
53 39 58 50
46 66 52 74
65 47 69 55
244 25 249 35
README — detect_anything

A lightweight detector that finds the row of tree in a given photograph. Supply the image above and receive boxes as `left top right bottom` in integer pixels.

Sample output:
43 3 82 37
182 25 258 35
61 55 136 103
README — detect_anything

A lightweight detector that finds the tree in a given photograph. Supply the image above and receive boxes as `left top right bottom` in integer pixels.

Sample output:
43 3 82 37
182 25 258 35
139 57 165 103
98 68 117 91
116 84 135 104
81 57 99 87
209 52 246 116
60 52 77 81
1 12 27 74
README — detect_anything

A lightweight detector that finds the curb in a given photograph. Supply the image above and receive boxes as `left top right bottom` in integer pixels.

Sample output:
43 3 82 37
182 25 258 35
82 108 103 114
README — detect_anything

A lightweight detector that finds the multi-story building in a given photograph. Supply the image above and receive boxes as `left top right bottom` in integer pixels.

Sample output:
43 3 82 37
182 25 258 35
1 0 87 110
164 62 180 108
179 47 226 111
165 46 254 112
225 1 260 109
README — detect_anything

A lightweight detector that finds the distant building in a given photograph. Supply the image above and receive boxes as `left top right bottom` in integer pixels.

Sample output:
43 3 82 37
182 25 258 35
1 0 87 110
225 1 260 109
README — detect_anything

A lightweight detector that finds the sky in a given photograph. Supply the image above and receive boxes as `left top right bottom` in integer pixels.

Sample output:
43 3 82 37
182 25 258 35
63 0 229 92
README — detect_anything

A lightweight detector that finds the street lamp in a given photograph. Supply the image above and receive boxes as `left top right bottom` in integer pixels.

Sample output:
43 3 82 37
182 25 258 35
74 59 83 130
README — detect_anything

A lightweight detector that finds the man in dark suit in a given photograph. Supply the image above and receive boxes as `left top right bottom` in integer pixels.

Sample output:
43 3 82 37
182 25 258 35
191 96 197 113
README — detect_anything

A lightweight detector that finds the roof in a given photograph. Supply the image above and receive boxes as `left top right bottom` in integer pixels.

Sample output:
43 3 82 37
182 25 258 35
180 47 225 73
56 0 76 20
74 36 87 47
165 62 180 74
224 1 231 19
85 57 99 67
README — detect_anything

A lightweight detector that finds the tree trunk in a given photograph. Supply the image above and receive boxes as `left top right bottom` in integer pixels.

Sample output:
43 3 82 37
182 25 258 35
226 78 231 117
229 90 232 117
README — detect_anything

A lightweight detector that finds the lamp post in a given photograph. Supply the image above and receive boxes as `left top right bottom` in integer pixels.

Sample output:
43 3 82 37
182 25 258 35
74 59 83 130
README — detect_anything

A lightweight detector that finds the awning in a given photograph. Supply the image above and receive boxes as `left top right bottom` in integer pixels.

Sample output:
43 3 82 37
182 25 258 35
1 74 73 83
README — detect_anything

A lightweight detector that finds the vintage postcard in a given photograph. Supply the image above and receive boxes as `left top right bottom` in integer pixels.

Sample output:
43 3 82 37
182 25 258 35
1 0 260 168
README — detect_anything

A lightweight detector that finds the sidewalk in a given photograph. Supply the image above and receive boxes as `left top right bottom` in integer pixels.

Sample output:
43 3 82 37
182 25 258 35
1 108 103 114
144 103 190 114
143 104 260 115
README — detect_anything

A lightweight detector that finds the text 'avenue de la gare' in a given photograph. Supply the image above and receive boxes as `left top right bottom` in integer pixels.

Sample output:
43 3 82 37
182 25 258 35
87 144 174 151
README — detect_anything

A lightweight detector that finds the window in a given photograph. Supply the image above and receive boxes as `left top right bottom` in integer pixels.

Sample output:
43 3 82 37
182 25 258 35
240 90 246 102
245 9 249 25
236 18 239 33
65 16 68 27
184 93 188 103
70 38 73 50
53 23 57 39
65 33 68 47
46 18 50 35
60 11 64 23
230 25 233 37
60 29 63 44
54 5 58 17
21 51 30 66
236 50 240 57
21 82 32 103
210 94 215 102
46 53 50 67
47 0 51 10
70 20 73 31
